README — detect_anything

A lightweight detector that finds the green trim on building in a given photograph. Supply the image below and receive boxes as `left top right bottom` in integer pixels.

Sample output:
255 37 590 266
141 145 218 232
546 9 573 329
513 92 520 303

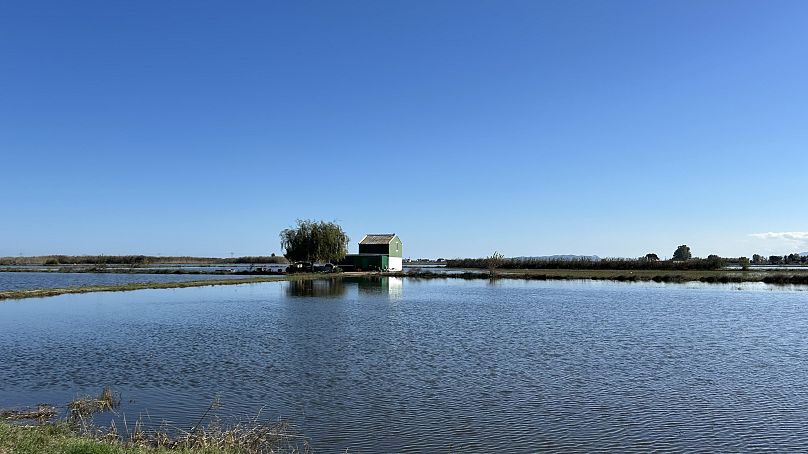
389 236 403 258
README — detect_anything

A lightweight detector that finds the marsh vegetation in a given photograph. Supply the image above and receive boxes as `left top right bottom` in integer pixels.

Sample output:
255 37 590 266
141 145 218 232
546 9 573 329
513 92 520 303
1 388 308 454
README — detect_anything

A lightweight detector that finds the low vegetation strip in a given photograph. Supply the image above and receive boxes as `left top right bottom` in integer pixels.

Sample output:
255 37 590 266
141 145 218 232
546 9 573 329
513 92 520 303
399 269 808 285
446 257 732 270
0 275 328 302
0 419 303 454
1 387 308 454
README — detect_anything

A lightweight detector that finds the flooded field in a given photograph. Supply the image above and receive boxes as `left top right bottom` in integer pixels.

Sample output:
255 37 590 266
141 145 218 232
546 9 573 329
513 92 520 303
1 277 808 452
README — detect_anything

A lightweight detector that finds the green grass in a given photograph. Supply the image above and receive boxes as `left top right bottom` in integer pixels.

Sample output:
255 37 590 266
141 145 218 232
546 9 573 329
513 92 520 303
0 420 304 454
0 422 147 454
0 421 240 453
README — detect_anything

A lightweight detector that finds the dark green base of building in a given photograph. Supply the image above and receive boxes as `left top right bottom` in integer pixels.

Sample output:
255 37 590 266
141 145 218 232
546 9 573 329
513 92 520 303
339 254 389 271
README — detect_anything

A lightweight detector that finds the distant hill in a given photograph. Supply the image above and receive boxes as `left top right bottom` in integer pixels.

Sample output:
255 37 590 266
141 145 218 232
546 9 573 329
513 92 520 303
511 255 601 261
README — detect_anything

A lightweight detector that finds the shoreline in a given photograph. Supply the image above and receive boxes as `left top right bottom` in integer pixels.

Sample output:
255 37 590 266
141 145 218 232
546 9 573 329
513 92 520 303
3 269 808 301
395 269 808 285
0 272 356 302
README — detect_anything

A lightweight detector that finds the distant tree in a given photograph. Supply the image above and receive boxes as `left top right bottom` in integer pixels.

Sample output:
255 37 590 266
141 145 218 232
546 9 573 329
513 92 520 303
752 254 766 265
280 219 350 264
644 253 660 261
738 257 750 270
487 251 505 277
705 254 726 269
769 255 783 265
672 245 692 261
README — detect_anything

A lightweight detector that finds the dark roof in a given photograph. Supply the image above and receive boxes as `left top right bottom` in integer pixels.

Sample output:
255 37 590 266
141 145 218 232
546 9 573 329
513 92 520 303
359 234 397 245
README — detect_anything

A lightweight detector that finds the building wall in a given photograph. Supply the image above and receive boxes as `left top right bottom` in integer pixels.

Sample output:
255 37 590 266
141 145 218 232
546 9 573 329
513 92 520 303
388 256 403 271
358 244 389 255
340 254 387 271
389 236 403 258
358 235 403 257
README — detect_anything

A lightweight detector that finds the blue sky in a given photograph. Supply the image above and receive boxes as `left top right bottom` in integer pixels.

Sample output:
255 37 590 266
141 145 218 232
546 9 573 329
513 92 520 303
1 1 807 259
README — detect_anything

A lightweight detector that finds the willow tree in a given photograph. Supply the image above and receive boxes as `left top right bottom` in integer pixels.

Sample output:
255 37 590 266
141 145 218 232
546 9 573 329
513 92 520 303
280 219 350 263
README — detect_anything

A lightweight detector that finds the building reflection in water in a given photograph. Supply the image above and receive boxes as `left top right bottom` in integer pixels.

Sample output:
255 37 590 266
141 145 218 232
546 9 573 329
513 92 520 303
286 276 403 299
356 276 403 299
286 278 346 297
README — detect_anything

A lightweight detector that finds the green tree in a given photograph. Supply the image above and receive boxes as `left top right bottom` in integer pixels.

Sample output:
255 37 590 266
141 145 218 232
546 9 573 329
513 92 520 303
672 245 692 261
644 253 660 261
738 256 750 270
280 219 350 263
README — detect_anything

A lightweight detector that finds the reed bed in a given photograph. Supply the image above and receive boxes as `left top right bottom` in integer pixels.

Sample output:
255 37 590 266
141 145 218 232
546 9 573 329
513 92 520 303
68 386 120 421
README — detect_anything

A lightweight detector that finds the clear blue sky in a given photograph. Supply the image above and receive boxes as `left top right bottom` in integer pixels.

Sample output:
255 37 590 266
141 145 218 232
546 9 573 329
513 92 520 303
2 1 807 259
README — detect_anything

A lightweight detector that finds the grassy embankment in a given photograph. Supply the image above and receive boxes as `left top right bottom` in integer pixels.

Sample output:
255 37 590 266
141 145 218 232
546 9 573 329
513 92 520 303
399 268 808 285
0 421 156 454
0 388 305 454
438 256 808 284
0 421 302 454
0 273 342 302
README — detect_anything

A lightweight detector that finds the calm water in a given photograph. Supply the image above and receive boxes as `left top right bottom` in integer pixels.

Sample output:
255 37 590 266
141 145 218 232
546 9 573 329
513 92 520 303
0 271 251 291
1 278 808 452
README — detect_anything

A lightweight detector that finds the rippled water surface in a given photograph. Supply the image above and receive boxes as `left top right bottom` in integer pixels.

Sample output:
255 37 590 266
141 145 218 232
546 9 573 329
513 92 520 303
0 271 251 291
1 278 808 452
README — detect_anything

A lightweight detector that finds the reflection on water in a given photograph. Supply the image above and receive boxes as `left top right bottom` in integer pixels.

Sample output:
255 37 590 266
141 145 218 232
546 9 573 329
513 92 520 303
286 276 403 299
356 276 403 298
286 279 346 297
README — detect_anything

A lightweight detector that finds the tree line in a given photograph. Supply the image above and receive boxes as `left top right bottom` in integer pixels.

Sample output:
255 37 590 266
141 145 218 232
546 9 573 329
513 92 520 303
448 244 798 271
447 256 730 271
751 253 808 265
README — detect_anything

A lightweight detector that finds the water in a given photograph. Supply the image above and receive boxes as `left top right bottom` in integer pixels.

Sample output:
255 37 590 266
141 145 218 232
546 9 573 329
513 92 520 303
0 271 251 291
1 278 808 452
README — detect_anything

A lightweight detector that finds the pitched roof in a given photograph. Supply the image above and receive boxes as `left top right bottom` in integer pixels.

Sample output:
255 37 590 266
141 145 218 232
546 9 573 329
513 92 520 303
359 234 397 245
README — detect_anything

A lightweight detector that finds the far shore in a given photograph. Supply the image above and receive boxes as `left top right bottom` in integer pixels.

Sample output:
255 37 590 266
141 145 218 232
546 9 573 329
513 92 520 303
3 268 808 302
395 268 808 285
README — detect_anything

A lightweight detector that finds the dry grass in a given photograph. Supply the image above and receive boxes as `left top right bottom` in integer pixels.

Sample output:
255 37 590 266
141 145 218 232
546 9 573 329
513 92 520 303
68 386 120 420
0 404 57 422
2 389 309 453
109 415 308 453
